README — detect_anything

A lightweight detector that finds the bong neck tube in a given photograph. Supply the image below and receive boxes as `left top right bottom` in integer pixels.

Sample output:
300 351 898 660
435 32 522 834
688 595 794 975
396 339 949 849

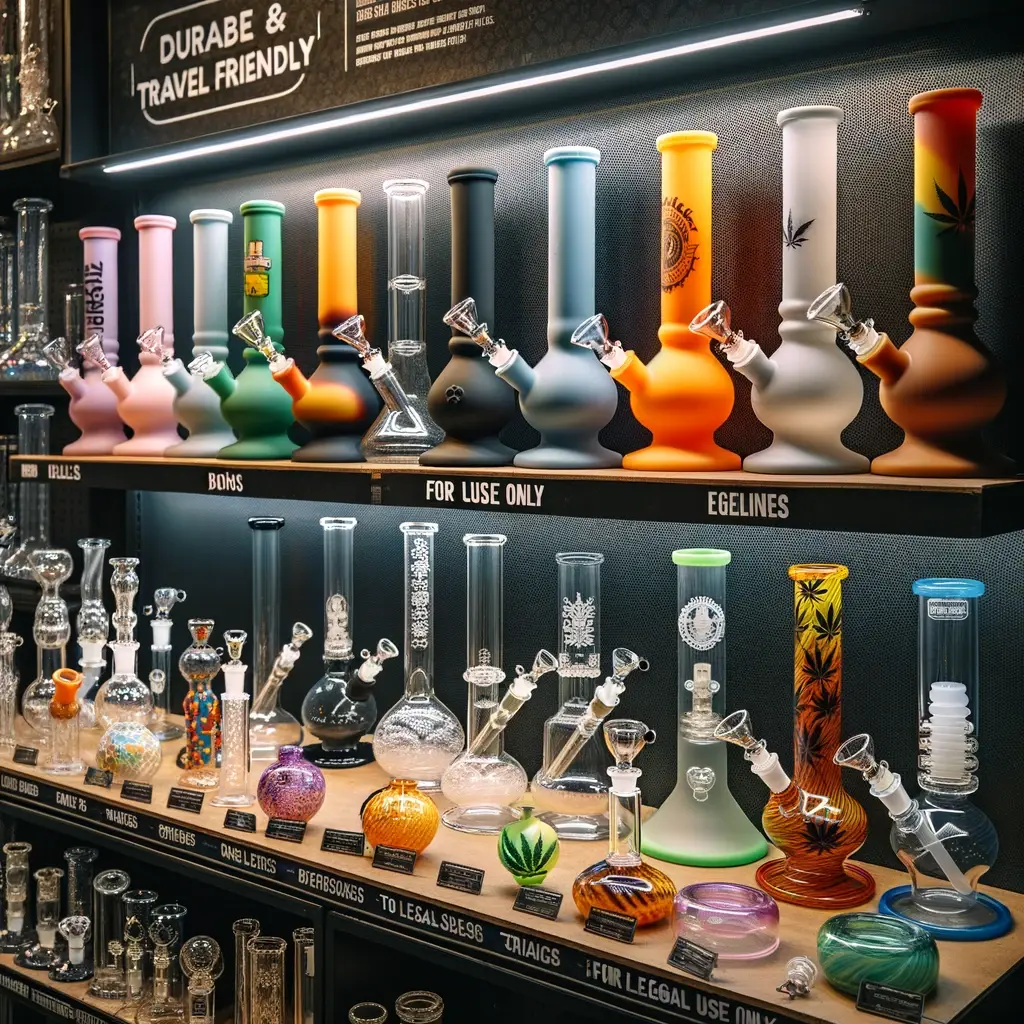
401 523 438 699
249 517 284 701
463 534 506 752
556 552 603 702
322 517 357 664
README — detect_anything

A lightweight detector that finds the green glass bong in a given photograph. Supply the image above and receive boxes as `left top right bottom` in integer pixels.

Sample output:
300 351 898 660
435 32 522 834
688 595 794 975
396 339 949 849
642 549 768 866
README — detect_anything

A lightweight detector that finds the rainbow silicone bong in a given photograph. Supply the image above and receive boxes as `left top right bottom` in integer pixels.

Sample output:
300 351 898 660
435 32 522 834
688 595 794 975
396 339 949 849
572 133 738 471
96 216 181 456
160 210 237 457
446 148 619 469
193 200 297 460
422 169 516 467
48 228 127 454
692 108 867 474
807 90 1011 477
641 549 767 867
260 190 382 461
714 564 873 909
836 579 1011 940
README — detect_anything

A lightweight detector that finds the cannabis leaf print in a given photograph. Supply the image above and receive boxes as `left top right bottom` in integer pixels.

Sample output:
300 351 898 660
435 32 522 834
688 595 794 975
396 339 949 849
812 604 842 643
924 169 975 237
803 819 845 855
807 683 841 722
796 579 828 616
783 210 815 248
796 720 827 766
802 645 838 687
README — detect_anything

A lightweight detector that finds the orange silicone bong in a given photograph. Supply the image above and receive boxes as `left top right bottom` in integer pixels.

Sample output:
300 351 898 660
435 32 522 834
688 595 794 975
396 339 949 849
573 132 738 471
264 189 381 462
809 89 1011 476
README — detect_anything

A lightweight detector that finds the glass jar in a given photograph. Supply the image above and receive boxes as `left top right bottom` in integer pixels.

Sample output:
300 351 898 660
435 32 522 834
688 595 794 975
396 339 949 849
673 882 780 959
248 935 287 1024
95 640 161 781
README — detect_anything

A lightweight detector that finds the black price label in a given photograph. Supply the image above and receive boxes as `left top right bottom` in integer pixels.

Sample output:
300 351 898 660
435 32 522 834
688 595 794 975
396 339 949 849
84 767 114 788
321 829 365 856
371 845 417 875
667 936 718 980
120 780 152 803
13 746 39 766
512 886 562 921
856 981 925 1023
166 787 205 814
265 818 307 843
584 907 637 944
436 861 484 895
223 810 257 833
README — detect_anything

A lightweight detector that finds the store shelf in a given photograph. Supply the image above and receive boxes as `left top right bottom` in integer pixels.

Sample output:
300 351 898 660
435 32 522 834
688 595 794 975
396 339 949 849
0 955 130 1023
10 455 1024 537
0 381 67 398
1 728 1022 1024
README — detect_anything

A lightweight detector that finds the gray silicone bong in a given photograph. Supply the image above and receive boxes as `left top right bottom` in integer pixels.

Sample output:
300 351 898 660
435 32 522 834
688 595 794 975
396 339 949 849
444 147 620 469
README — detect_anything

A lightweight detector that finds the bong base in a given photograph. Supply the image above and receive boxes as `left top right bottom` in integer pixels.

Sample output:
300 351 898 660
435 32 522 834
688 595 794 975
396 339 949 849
15 943 60 970
514 442 621 471
756 857 875 909
623 444 740 472
112 433 183 457
304 741 374 769
291 434 366 463
870 435 1015 478
0 929 34 954
63 431 126 456
442 803 521 834
879 885 1013 941
420 435 517 467
743 439 869 475
537 811 609 842
49 959 94 983
165 432 238 458
216 435 299 460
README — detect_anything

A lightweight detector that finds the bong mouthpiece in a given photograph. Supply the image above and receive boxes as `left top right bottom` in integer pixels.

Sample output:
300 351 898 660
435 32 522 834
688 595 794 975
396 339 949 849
77 335 112 373
43 337 72 372
138 327 171 362
443 297 506 359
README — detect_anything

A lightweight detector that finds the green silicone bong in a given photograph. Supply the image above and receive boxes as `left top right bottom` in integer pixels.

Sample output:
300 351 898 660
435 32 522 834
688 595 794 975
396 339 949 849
192 200 296 460
642 549 768 866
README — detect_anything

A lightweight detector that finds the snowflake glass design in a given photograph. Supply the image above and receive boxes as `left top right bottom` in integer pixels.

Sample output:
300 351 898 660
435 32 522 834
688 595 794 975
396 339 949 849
409 537 431 649
562 592 596 650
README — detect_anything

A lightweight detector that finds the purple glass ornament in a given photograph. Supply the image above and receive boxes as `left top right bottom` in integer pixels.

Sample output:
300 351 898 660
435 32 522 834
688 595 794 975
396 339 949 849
673 882 780 960
256 746 326 822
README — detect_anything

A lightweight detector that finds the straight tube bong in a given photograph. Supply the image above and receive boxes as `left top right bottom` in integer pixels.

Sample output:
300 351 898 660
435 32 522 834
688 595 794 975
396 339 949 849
2 402 53 579
4 198 53 380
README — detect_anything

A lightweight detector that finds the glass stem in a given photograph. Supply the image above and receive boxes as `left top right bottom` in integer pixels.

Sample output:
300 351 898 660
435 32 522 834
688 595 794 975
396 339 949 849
321 519 355 665
402 524 436 699
607 779 642 867
250 519 283 702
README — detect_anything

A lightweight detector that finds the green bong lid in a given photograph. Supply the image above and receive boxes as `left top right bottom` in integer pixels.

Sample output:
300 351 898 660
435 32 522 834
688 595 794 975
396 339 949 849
672 548 731 567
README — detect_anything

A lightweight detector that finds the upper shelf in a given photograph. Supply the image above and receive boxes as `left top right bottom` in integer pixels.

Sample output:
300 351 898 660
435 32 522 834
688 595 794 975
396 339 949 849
11 455 1024 537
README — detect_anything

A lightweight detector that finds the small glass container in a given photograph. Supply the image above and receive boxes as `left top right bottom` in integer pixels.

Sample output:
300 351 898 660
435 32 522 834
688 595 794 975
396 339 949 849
180 935 223 1024
349 1005 388 1024
16 866 64 969
292 926 315 1024
395 992 443 1024
256 745 326 822
362 779 439 854
151 903 188 1004
673 882 780 959
248 935 287 1024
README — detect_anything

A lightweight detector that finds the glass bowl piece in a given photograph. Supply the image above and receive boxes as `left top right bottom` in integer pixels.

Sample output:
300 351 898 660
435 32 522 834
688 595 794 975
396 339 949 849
673 883 780 960
256 745 326 822
77 335 112 373
362 779 439 854
49 915 93 983
817 913 939 998
777 956 818 999
497 806 559 886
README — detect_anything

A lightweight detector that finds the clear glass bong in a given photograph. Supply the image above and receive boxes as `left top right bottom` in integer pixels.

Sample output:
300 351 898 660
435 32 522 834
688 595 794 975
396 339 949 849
441 533 558 832
372 522 464 790
250 621 313 765
76 537 111 727
301 517 398 768
837 578 1011 940
2 402 54 578
2 199 55 379
144 586 187 741
180 936 223 1024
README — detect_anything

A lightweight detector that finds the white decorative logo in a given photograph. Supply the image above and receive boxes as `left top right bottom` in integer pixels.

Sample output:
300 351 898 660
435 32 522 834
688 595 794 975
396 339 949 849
409 537 431 649
678 596 725 651
562 592 596 650
323 594 351 659
927 598 969 621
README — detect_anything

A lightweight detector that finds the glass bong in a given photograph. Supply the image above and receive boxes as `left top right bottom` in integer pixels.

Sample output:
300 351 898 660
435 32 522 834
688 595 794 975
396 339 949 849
2 199 55 378
76 537 111 727
2 402 54 578
250 621 313 766
572 720 675 927
441 533 558 832
21 548 73 745
835 579 1011 940
641 549 768 866
16 866 63 969
180 936 223 1024
301 517 398 768
0 0 58 155
214 630 252 808
179 618 222 789
372 522 464 790
144 586 187 741
0 841 33 952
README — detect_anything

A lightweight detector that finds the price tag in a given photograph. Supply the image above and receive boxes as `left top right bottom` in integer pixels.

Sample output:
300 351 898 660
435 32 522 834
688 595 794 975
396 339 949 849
167 787 205 814
223 810 257 833
84 767 114 788
321 829 365 856
512 886 562 920
856 981 925 1023
13 746 39 766
436 861 484 895
584 907 637 944
265 818 307 843
667 936 718 980
120 780 153 803
371 845 417 875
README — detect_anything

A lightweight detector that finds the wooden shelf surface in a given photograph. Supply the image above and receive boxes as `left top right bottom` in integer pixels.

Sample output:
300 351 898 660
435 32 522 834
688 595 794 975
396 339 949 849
1 722 1021 1024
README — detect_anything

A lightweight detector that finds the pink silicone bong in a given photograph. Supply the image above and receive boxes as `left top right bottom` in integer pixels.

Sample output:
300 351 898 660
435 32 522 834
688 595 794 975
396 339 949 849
50 229 127 454
103 216 182 456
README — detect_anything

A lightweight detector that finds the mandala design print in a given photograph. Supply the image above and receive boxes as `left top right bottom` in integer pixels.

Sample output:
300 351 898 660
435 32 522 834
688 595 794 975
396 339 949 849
324 594 351 658
678 596 725 651
661 197 699 291
409 538 431 649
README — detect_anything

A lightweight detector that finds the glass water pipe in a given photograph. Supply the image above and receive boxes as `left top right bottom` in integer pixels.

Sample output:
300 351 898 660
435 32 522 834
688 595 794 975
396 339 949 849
144 586 187 741
89 868 131 999
2 402 54 579
0 0 58 156
44 668 83 774
572 720 675 927
233 917 260 1024
0 629 23 753
52 915 92 982
76 537 111 721
214 630 252 807
250 621 312 765
301 517 398 768
180 936 223 1024
372 523 463 789
2 199 55 379
0 841 33 952
293 926 315 1024
179 619 222 788
15 866 63 969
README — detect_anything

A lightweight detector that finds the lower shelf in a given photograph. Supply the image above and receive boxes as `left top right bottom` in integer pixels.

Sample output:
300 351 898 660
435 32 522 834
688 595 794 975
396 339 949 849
0 955 131 1023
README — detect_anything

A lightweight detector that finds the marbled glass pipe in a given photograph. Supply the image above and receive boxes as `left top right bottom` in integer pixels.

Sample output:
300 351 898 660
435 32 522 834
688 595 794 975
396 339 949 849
179 618 222 788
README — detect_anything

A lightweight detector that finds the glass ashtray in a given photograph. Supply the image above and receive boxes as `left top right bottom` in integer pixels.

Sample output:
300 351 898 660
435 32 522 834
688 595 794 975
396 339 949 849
673 882 780 960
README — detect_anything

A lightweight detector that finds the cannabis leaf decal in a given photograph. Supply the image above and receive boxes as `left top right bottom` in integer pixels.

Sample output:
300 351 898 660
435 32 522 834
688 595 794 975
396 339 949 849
796 579 828 615
783 210 815 248
499 830 557 878
807 682 841 722
812 604 842 643
803 819 845 855
802 646 838 687
796 720 827 766
924 169 975 237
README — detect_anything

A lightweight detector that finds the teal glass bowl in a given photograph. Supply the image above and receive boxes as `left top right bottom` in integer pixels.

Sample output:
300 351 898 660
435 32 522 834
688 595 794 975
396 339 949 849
817 913 939 997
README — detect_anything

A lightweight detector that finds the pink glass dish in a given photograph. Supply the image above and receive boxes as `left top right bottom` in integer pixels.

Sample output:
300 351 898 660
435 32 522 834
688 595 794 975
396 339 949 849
673 882 780 960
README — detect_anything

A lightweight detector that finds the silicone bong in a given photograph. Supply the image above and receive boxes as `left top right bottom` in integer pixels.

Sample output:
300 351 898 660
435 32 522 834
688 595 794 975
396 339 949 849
268 189 382 461
179 618 222 788
77 536 111 720
694 107 867 473
194 200 296 460
180 936 223 1024
49 228 126 454
372 522 464 789
44 667 84 774
807 105 1010 475
16 866 63 969
572 720 675 927
250 621 313 765
0 841 33 953
641 548 768 866
214 629 252 807
301 517 398 768
447 148 619 468
423 168 516 467
577 132 738 470
161 210 237 457
144 586 187 741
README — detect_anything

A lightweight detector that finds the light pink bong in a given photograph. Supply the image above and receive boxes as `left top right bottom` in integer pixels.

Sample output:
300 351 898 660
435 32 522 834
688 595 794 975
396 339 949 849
101 216 182 456
51 228 127 454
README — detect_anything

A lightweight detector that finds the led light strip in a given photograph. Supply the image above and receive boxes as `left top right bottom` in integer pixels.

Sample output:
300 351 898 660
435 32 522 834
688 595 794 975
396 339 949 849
104 7 864 175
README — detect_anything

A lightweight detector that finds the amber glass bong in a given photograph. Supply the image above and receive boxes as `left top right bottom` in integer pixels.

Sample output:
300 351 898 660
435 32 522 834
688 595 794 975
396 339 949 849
573 720 675 927
714 564 873 909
